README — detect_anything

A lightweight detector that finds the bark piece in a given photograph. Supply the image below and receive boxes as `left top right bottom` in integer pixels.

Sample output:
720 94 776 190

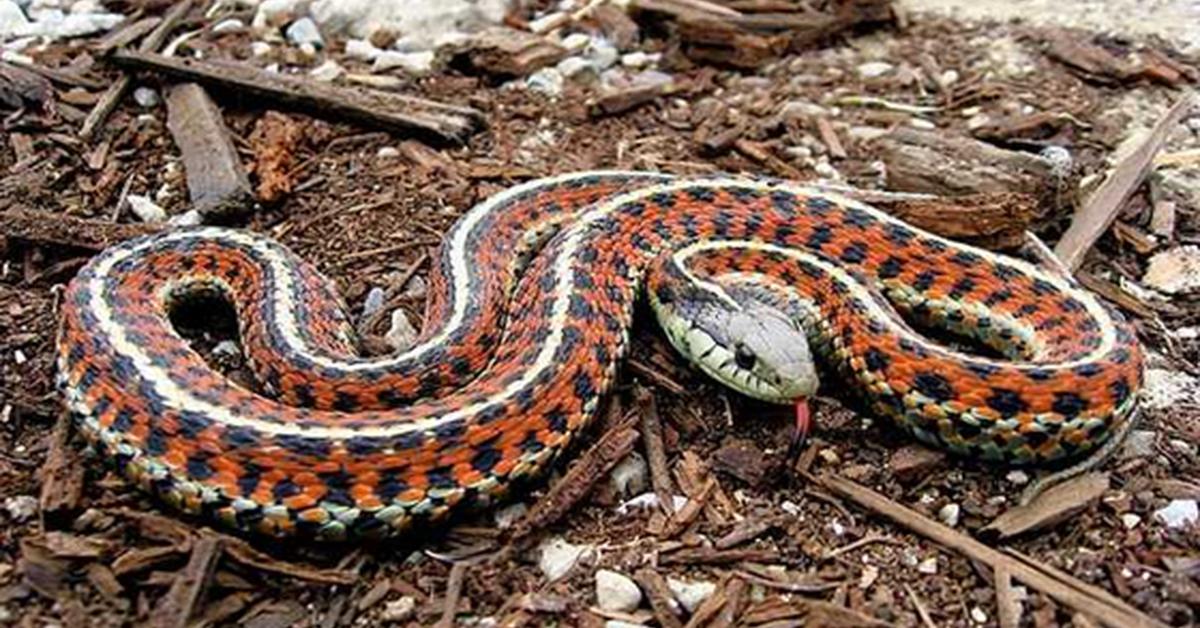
982 472 1109 540
166 83 254 219
38 411 85 525
876 128 1074 225
450 27 568 78
151 536 223 628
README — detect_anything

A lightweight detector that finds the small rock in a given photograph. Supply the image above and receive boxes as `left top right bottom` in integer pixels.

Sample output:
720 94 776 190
376 146 400 160
595 569 641 613
560 32 590 52
1155 499 1199 529
132 86 159 108
909 117 936 130
169 209 203 227
297 41 317 59
970 607 987 623
667 577 714 613
344 38 380 61
966 113 992 130
621 51 654 68
309 59 343 82
779 100 827 120
538 537 594 582
605 622 644 628
616 492 687 515
285 17 323 48
362 287 386 317
493 502 526 530
1005 470 1029 485
525 67 564 98
937 69 959 86
127 194 166 223
780 500 801 515
250 41 272 57
584 37 618 70
856 61 893 78
0 0 30 38
1121 513 1142 529
1144 246 1200 295
372 50 434 74
1169 439 1196 456
917 557 938 574
556 56 596 81
385 310 419 352
608 452 648 498
1121 429 1158 458
211 340 240 360
381 596 415 622
859 564 879 590
4 495 37 521
212 18 245 34
253 0 304 29
889 446 945 482
938 503 960 527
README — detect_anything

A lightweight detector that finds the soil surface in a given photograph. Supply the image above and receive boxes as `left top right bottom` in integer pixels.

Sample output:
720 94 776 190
1 2 1199 628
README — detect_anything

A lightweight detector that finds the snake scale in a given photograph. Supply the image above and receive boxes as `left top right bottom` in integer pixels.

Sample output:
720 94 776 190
56 171 1143 540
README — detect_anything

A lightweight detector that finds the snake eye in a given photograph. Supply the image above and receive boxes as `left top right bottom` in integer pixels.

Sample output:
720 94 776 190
734 344 757 370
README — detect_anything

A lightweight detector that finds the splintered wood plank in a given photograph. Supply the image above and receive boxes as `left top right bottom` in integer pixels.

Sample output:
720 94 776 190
165 83 254 219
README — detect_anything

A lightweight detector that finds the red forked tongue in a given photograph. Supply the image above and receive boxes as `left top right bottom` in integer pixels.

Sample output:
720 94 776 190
791 397 812 453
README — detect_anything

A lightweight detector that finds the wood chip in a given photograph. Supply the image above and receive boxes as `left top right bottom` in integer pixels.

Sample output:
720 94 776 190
715 516 779 549
1055 93 1195 270
588 80 678 117
435 562 468 628
636 385 678 515
887 445 946 483
151 536 223 628
659 547 777 565
38 411 85 525
509 415 639 542
662 477 715 539
165 83 254 219
634 568 684 628
982 472 1109 540
449 27 567 77
816 117 847 159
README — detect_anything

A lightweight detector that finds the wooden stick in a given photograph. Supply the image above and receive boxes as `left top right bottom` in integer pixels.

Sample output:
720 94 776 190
1055 93 1196 270
165 82 254 218
110 50 484 145
80 0 195 140
811 473 1168 628
635 385 678 514
0 206 160 250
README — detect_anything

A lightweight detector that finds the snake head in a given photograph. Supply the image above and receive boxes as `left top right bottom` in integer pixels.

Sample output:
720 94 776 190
650 281 820 406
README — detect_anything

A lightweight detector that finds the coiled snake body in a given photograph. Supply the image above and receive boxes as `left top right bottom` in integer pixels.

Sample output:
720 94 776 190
57 172 1143 540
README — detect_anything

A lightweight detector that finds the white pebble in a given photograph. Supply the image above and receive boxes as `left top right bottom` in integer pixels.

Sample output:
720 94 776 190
285 17 323 47
857 61 893 78
372 50 434 75
971 607 988 623
917 557 938 574
0 1 30 39
132 86 159 108
620 51 653 68
667 578 714 613
780 500 801 515
344 38 380 61
608 452 648 498
584 37 618 70
127 194 166 223
493 502 527 530
1121 513 1142 529
211 340 240 360
538 537 594 582
937 69 960 86
308 59 342 82
525 67 564 98
938 503 961 527
376 146 400 159
362 287 386 317
560 32 590 52
4 495 37 521
168 209 203 227
250 41 272 57
909 117 936 130
1155 499 1199 529
556 56 596 81
595 569 642 613
381 596 415 622
385 310 419 352
212 18 244 34
1006 470 1029 485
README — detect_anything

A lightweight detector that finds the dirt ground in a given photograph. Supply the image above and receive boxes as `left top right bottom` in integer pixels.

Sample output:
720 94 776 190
1 2 1199 627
